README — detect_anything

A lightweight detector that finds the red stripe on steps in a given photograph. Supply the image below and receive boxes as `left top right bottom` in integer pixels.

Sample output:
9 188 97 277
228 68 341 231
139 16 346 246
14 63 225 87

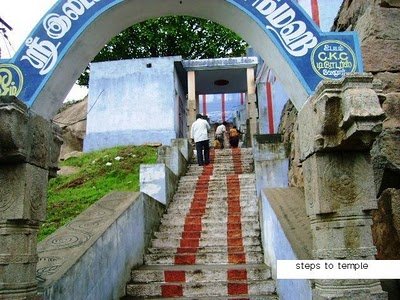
228 253 246 264
179 238 199 248
227 237 244 247
227 174 246 264
228 282 249 295
228 269 248 281
174 255 196 265
181 231 201 239
226 151 249 296
164 270 186 282
232 148 243 174
174 156 214 265
161 284 184 297
176 247 198 254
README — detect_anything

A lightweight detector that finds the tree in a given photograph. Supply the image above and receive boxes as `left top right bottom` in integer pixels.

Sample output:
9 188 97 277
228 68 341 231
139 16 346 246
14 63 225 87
77 16 248 86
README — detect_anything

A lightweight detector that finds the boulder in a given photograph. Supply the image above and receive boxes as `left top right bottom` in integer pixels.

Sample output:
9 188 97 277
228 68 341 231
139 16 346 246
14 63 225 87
372 188 400 259
382 93 400 129
53 97 87 159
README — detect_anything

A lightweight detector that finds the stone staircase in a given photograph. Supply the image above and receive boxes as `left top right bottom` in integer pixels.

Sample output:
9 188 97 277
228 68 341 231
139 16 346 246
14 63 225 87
124 148 277 299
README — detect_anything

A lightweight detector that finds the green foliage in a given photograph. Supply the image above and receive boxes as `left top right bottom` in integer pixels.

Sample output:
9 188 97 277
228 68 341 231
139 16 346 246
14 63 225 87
40 145 157 241
78 16 248 86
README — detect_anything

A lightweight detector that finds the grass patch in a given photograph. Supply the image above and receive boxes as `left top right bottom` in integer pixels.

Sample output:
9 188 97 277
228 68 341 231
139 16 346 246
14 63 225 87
40 145 157 241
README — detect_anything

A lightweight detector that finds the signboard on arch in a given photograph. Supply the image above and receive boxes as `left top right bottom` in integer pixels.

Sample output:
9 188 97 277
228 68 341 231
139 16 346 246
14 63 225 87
0 0 363 108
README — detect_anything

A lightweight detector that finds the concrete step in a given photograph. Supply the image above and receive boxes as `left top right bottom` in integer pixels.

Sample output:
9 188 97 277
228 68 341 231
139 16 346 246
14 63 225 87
169 194 258 202
122 296 278 300
168 197 258 206
175 183 254 190
147 245 263 254
171 194 257 204
185 169 254 176
160 215 259 226
154 228 261 239
176 180 250 185
178 173 255 181
151 236 262 248
157 221 260 233
161 212 259 221
171 193 256 199
130 264 272 283
126 280 275 298
167 203 258 214
173 188 256 194
186 164 254 170
144 251 264 265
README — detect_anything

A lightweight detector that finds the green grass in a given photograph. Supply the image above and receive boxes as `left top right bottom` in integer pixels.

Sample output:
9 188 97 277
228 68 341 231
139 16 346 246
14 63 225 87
40 145 157 241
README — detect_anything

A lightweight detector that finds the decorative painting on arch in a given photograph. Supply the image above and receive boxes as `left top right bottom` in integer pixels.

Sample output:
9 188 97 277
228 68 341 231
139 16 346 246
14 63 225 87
0 0 363 108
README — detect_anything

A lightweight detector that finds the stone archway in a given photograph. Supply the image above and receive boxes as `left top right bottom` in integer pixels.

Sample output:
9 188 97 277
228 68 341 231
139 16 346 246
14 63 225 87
2 1 387 299
1 0 362 119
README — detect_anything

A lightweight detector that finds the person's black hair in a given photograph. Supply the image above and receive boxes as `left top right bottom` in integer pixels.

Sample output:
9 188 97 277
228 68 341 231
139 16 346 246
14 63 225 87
196 113 203 119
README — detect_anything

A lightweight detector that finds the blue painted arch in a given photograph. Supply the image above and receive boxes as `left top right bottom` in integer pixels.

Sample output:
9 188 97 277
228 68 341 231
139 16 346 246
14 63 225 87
0 0 363 119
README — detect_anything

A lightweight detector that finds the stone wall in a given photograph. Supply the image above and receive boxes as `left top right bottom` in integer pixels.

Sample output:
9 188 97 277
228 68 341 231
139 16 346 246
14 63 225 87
335 0 400 262
37 192 165 300
279 0 400 263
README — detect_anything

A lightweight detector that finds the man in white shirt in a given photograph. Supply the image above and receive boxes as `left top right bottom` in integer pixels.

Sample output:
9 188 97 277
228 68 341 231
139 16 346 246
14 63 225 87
191 114 211 166
215 121 227 149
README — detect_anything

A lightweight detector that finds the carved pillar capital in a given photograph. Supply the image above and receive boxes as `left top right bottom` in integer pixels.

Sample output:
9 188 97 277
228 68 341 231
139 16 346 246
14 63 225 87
297 75 387 299
0 96 63 172
298 74 384 162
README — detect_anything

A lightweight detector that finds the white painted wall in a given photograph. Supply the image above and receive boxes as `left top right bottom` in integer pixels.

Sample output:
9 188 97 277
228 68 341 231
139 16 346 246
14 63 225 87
84 56 183 151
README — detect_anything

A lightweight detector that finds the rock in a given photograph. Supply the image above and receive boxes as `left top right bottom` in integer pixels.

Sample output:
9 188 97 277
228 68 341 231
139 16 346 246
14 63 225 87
374 72 400 93
355 5 400 41
361 37 400 73
332 0 369 31
379 0 400 8
371 129 400 195
62 151 84 161
372 188 400 260
57 166 80 176
53 97 87 160
382 93 400 129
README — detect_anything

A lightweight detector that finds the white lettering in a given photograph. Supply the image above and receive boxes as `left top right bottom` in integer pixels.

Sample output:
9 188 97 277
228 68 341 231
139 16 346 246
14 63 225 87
280 21 306 44
80 0 96 9
266 4 295 29
255 0 277 15
253 0 318 57
24 0 101 76
63 0 86 20
21 37 60 75
43 13 72 39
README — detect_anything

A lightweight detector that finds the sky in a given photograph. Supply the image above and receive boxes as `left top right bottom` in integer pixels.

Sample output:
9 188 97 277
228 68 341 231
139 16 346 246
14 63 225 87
0 0 88 101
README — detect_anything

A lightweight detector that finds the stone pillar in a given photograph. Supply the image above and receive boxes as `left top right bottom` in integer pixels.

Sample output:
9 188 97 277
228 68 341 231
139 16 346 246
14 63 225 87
0 96 62 299
297 74 387 299
246 68 258 145
187 71 197 135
